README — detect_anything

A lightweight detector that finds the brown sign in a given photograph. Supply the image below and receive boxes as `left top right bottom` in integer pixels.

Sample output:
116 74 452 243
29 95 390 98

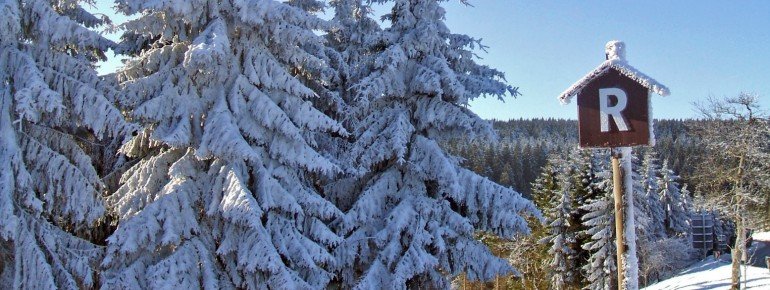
577 69 650 148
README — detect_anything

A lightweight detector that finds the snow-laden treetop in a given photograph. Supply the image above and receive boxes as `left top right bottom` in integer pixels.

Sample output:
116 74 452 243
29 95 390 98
558 40 670 104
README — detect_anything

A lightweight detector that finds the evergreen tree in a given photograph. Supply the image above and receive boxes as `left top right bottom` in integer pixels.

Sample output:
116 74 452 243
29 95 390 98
658 160 690 237
0 0 136 288
581 163 616 290
627 154 648 236
327 0 538 288
543 170 576 289
640 151 666 239
512 142 527 192
631 153 659 288
567 148 603 287
681 184 692 214
530 154 562 210
498 163 515 188
101 1 346 288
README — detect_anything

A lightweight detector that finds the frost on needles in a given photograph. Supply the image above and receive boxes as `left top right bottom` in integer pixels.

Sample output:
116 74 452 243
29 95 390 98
325 0 540 289
0 0 135 288
580 157 617 290
2 0 542 289
102 0 346 289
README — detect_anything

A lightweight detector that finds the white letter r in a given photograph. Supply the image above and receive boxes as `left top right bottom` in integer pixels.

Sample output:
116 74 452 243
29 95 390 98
599 88 630 132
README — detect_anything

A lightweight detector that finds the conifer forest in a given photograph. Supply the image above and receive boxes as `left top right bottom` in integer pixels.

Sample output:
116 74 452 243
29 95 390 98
1 0 769 289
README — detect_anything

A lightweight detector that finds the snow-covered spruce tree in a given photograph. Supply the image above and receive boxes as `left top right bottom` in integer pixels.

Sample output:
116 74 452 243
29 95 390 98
679 183 694 243
542 170 576 290
657 160 690 237
566 148 603 287
0 0 135 288
626 155 647 232
581 159 616 290
321 0 380 167
326 0 539 288
681 184 693 222
101 1 347 288
530 154 564 210
639 151 666 240
534 149 591 289
629 152 658 287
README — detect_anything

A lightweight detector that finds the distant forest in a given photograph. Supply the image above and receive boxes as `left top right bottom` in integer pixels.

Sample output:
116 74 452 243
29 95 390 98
445 118 703 197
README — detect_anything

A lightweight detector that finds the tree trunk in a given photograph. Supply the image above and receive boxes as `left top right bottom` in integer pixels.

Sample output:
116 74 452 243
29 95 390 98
731 221 743 289
731 154 746 290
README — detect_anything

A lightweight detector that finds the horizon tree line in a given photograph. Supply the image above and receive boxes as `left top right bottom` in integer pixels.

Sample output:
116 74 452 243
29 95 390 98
1 0 766 289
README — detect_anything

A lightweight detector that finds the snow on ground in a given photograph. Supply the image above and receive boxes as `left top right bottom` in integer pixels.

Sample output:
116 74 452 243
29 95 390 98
643 256 770 289
644 232 770 290
753 231 770 242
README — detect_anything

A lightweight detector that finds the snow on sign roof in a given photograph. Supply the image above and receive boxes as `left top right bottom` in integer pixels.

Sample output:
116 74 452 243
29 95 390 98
558 41 670 104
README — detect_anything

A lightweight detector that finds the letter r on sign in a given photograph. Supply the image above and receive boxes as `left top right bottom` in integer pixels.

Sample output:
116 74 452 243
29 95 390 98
599 88 630 132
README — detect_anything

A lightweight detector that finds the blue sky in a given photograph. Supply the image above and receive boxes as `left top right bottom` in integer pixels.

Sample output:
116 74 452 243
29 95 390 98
93 0 770 120
441 1 770 120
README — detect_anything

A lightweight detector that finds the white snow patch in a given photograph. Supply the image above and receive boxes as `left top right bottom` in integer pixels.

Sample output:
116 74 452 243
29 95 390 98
753 231 770 242
643 256 770 290
558 59 670 104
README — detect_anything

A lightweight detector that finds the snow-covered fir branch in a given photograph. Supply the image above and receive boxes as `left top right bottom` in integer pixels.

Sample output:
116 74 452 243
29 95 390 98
325 1 537 289
101 0 348 289
0 0 134 288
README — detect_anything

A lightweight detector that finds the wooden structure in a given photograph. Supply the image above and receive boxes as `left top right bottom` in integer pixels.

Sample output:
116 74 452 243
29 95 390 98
692 212 716 255
558 41 670 290
692 211 730 256
558 41 669 149
575 70 650 148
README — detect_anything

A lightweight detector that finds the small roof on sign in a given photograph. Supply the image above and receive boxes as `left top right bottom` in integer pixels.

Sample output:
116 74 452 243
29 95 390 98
558 41 670 104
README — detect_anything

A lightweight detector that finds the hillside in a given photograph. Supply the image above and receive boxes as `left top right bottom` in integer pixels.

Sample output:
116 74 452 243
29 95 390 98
643 232 770 289
445 118 702 197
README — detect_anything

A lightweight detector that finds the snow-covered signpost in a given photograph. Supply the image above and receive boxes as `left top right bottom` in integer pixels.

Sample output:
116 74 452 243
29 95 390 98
559 41 670 290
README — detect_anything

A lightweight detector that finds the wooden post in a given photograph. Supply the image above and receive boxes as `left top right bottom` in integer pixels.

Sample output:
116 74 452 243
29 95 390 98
562 41 660 290
612 149 626 290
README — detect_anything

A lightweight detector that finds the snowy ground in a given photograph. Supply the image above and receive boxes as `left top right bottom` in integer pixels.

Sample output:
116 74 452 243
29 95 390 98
642 256 770 289
753 231 770 242
643 232 770 289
